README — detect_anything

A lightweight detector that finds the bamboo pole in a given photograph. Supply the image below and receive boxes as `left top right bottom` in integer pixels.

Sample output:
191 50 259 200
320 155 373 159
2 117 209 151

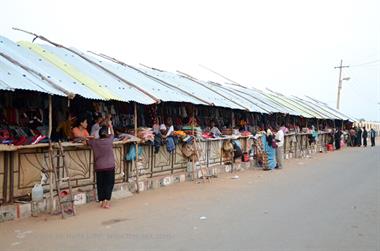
134 102 140 193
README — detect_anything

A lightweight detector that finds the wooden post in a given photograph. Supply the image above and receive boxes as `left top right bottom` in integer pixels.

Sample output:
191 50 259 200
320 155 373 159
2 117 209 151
317 119 320 131
192 106 196 181
134 102 140 193
47 95 54 213
231 110 235 128
47 142 55 214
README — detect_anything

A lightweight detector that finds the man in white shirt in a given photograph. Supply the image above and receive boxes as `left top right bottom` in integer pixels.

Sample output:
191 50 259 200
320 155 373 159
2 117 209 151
275 125 286 168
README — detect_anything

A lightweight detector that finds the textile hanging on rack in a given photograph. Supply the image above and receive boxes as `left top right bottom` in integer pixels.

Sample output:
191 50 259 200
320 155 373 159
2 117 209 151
166 136 175 153
153 133 162 154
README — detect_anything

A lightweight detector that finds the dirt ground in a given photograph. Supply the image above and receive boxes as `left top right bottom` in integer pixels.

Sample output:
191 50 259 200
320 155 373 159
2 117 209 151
1 141 379 251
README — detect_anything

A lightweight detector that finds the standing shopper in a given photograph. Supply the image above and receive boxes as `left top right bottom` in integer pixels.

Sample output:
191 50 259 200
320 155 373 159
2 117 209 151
349 127 357 147
275 125 285 168
357 127 362 147
334 128 342 150
88 124 115 209
370 128 376 147
362 127 368 147
264 129 277 170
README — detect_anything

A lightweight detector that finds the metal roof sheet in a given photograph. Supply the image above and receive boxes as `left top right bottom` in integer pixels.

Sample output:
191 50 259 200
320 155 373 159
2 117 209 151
265 92 315 118
0 36 109 99
19 42 157 104
140 68 252 110
0 35 358 121
290 96 338 119
0 36 67 96
85 54 209 105
221 84 299 115
305 96 356 121
286 96 326 119
202 82 268 113
0 57 64 95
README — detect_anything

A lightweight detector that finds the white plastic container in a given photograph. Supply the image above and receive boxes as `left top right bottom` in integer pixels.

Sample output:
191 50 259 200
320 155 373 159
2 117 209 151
32 184 43 202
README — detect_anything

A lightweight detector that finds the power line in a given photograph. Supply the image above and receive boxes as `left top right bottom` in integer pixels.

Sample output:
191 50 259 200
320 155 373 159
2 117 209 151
350 59 380 67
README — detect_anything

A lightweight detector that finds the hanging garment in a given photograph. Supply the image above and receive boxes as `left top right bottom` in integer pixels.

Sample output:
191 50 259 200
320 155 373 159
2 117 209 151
166 136 175 153
125 144 143 161
232 140 243 159
153 133 162 154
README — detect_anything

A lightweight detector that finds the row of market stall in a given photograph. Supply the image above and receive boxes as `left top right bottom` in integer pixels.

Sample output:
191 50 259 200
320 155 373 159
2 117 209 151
0 31 356 205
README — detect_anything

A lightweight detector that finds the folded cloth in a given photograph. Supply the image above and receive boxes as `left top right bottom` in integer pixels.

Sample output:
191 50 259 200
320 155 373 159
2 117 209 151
173 130 186 137
202 132 213 139
241 131 252 137
137 128 155 142
32 135 47 145
13 136 28 146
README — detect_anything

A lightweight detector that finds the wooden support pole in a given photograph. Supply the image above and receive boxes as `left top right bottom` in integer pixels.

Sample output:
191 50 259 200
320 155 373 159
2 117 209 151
134 102 140 193
192 106 196 181
48 95 52 139
48 142 55 214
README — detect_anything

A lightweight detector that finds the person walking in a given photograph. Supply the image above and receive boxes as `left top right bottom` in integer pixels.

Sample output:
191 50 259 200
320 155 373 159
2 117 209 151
88 124 115 209
370 128 376 147
362 127 368 147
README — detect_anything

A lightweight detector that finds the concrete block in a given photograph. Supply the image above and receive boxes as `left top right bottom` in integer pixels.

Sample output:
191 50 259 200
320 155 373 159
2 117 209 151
0 205 17 222
86 190 97 202
38 200 47 212
112 189 133 200
160 176 172 186
74 193 87 206
213 167 220 176
119 183 130 192
179 174 186 183
173 175 181 184
151 179 160 190
138 181 145 192
224 165 232 173
16 203 31 219
128 182 137 193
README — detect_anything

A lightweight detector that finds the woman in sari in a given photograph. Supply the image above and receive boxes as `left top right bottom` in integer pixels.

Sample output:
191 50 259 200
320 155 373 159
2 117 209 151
262 129 277 170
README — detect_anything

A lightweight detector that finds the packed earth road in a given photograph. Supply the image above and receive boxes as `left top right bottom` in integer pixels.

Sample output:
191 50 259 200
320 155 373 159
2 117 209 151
1 141 379 251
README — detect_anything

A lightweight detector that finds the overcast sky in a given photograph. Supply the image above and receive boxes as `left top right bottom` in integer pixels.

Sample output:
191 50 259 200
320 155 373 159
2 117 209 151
2 0 379 121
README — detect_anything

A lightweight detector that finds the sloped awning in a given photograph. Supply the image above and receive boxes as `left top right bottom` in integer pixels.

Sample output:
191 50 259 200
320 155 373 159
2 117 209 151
0 34 358 121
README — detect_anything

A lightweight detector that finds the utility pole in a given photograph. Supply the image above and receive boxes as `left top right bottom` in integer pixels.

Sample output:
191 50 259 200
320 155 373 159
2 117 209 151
334 60 349 110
